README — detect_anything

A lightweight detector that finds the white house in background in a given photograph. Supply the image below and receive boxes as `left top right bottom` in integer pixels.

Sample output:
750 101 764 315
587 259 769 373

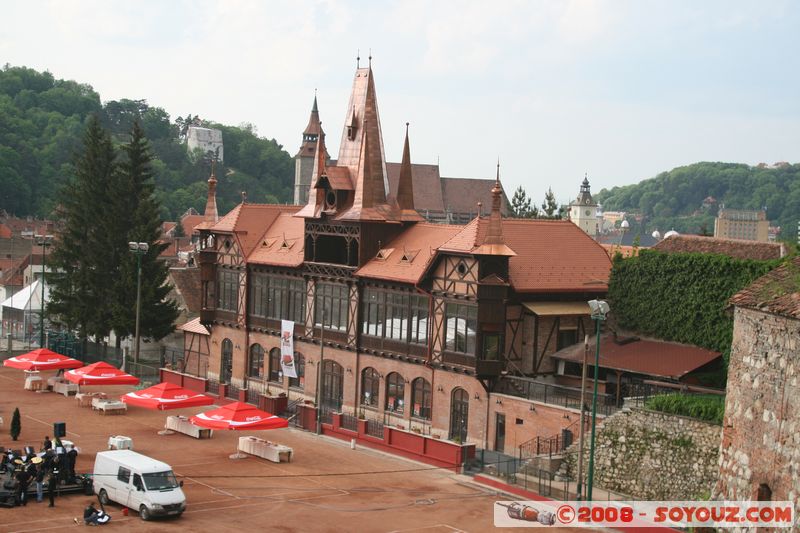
187 126 224 162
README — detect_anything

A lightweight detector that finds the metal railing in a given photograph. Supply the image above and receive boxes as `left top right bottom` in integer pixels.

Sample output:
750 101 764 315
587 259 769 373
246 387 260 405
225 383 239 400
340 413 359 432
497 376 619 416
207 379 219 395
319 407 334 425
126 361 160 386
366 418 384 439
519 416 588 460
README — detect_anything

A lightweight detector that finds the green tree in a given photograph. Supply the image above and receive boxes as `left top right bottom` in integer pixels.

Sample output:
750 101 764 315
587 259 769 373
173 217 186 238
510 186 538 218
10 407 20 441
48 115 117 341
110 121 179 342
541 187 558 218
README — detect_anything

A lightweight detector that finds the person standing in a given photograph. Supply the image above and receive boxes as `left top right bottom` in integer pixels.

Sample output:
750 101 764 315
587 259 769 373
15 467 32 506
42 436 52 452
47 461 58 507
33 458 45 503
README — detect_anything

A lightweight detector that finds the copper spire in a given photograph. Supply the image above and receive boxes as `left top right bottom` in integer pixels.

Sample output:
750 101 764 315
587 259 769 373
473 160 515 256
203 160 219 224
396 122 414 211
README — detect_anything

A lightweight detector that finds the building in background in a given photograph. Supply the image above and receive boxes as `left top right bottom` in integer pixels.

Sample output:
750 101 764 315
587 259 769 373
568 176 599 237
714 207 769 242
187 126 224 162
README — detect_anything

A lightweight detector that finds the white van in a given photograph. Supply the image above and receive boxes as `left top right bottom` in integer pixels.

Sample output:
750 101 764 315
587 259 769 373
93 450 186 520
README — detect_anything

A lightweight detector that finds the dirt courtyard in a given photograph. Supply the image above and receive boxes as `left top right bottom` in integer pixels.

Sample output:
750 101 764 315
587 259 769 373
0 366 583 533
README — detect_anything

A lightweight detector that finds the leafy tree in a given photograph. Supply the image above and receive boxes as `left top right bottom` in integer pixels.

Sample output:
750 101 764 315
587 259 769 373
510 186 538 218
541 187 559 218
110 122 179 343
48 115 117 341
10 407 20 441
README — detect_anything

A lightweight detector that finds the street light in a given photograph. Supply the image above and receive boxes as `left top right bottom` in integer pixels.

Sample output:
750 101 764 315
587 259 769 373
586 299 610 501
128 242 149 371
34 234 54 348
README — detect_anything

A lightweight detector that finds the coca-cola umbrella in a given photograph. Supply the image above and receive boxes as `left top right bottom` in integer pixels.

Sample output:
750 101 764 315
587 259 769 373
191 401 288 459
64 361 140 386
3 348 84 371
121 382 214 410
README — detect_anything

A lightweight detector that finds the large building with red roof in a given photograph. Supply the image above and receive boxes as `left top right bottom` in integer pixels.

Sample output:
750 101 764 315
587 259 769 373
187 64 613 449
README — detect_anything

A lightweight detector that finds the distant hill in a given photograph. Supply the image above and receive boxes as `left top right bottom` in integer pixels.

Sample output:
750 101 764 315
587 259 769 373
595 162 800 241
0 65 294 220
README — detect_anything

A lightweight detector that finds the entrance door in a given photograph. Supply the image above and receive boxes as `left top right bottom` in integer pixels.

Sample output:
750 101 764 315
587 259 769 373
321 360 343 411
495 413 506 452
449 388 469 443
221 339 233 383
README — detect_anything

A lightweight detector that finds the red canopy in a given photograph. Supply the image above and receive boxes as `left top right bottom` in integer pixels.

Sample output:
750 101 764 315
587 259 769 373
3 348 84 371
121 382 214 410
64 362 140 386
190 401 288 431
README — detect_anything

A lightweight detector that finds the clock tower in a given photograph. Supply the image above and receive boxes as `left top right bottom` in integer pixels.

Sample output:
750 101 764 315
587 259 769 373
569 174 599 237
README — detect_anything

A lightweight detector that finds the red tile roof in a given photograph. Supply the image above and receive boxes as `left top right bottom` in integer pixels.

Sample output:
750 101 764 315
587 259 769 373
0 224 11 239
441 218 611 292
440 177 509 216
729 257 800 318
169 267 202 314
386 163 445 213
179 317 209 335
211 204 301 257
180 214 206 235
356 223 463 284
652 234 785 261
248 213 306 267
551 334 721 380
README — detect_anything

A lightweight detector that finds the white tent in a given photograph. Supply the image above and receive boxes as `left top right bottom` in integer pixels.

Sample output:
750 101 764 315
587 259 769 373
1 278 49 311
1 279 49 341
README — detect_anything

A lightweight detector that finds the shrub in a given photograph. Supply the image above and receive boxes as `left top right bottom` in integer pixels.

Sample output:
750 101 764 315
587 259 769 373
10 407 21 441
644 394 725 425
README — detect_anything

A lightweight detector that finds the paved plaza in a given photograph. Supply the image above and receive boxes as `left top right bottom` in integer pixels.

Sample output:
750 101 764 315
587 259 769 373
0 366 582 532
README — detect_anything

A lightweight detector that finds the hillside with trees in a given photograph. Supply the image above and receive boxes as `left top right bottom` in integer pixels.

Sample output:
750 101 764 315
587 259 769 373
0 65 294 220
595 162 800 241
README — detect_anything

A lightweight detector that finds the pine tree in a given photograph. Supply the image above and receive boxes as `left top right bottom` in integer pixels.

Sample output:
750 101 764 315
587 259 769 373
10 407 20 441
110 121 179 342
510 186 538 218
173 218 185 238
48 115 117 341
541 187 559 218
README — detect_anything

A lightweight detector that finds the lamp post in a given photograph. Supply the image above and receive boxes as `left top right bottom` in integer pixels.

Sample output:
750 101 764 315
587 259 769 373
586 299 610 501
315 308 326 435
128 242 149 371
576 334 589 500
34 234 54 348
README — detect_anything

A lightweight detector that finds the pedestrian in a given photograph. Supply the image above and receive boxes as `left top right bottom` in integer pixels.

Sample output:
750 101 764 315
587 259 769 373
66 447 78 483
15 466 31 506
32 457 45 503
42 436 52 452
47 460 58 507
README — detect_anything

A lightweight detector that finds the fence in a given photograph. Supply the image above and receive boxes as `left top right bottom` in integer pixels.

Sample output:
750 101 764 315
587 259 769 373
225 383 240 400
126 361 161 386
340 413 359 432
497 376 619 416
366 418 384 439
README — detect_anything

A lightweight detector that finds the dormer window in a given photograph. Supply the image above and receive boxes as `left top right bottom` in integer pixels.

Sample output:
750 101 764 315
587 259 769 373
325 189 337 211
400 249 420 264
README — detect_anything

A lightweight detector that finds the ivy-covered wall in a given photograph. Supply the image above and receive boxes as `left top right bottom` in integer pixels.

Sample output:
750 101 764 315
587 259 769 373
608 250 779 358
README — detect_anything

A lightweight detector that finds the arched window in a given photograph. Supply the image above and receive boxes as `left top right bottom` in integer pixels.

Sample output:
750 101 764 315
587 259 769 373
248 344 264 378
449 388 469 443
220 339 233 383
268 348 282 383
361 368 380 407
288 353 305 389
321 360 344 411
385 372 405 414
411 378 431 420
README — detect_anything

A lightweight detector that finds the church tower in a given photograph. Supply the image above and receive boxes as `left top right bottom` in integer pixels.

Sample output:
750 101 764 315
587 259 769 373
569 175 599 237
293 94 328 205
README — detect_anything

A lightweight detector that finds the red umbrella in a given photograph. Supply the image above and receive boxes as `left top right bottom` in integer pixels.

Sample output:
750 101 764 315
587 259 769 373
190 402 288 431
121 382 214 410
64 361 140 386
3 348 83 371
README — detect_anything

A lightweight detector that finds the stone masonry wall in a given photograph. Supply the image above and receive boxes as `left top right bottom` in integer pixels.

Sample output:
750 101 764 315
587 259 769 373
715 307 800 512
559 408 721 500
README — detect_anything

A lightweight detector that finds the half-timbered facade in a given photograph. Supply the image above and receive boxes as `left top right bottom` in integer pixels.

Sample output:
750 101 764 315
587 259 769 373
191 65 612 447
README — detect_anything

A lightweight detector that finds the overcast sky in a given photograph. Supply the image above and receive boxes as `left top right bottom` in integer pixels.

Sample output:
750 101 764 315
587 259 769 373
2 0 798 204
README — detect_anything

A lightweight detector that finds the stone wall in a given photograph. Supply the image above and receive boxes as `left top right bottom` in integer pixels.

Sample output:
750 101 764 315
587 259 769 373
715 307 800 509
559 407 721 500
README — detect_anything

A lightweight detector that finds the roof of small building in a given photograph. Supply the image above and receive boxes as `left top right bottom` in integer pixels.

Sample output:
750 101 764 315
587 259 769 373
551 334 721 380
169 267 202 314
386 163 444 213
440 177 509 216
211 203 301 257
248 213 306 267
652 234 785 261
178 317 209 335
729 257 800 318
356 223 463 284
441 218 611 292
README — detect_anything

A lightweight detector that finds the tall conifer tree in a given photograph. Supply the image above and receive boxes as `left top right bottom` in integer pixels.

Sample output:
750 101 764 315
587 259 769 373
48 115 117 341
110 121 178 342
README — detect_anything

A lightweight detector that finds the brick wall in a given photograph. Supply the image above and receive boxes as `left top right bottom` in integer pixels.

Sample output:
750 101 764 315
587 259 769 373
715 307 800 511
487 393 581 453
